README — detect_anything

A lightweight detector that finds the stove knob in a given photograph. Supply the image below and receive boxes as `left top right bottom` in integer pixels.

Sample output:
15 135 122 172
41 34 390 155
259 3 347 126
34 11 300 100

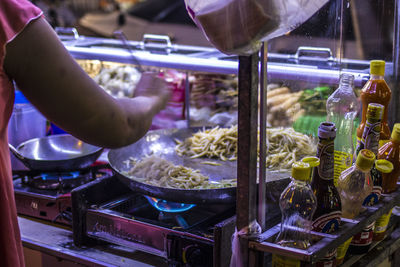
185 246 207 266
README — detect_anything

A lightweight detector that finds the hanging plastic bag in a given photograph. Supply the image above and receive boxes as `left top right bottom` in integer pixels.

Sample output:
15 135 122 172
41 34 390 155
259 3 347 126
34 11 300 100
185 0 328 55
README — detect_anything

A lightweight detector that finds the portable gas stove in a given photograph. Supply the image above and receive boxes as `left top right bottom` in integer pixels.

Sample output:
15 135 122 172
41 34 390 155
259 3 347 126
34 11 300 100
71 175 238 267
13 162 111 225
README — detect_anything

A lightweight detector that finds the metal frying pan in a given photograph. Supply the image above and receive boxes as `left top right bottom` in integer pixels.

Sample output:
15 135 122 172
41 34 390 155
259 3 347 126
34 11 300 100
9 134 103 172
108 128 237 204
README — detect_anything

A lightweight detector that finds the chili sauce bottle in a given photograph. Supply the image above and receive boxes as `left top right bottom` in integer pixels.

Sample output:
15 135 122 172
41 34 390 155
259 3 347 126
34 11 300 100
311 122 341 266
378 123 400 194
356 60 391 147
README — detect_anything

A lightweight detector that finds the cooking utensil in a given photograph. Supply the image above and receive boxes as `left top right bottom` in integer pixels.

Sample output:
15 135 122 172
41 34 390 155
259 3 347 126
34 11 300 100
108 128 237 204
9 134 103 172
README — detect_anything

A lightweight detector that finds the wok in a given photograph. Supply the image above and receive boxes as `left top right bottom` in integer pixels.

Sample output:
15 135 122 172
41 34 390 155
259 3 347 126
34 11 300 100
108 128 237 204
9 134 103 172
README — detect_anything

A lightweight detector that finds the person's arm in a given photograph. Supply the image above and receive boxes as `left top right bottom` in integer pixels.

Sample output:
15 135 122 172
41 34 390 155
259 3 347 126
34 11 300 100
3 17 170 148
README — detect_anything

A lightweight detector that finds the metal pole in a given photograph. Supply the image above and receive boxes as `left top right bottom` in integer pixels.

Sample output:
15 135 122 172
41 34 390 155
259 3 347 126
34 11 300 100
185 71 191 128
258 43 267 231
390 0 400 127
237 52 260 266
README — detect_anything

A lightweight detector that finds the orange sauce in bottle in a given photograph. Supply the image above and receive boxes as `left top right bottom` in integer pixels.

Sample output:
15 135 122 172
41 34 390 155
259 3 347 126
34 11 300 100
378 123 400 194
357 60 391 146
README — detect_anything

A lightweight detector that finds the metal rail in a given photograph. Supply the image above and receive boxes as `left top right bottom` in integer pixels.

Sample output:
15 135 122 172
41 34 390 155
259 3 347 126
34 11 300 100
247 191 400 263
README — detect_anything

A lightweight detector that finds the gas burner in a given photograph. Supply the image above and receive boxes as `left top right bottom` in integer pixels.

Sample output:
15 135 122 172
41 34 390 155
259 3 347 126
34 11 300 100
13 162 113 225
144 195 196 213
15 163 112 191
21 171 93 190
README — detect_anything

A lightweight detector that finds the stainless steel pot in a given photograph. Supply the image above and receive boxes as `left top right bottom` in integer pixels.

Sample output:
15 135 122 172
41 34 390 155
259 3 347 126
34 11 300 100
9 134 103 172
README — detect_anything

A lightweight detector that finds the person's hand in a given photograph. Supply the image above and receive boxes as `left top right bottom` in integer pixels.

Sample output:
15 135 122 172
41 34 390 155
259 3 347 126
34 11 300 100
133 72 171 112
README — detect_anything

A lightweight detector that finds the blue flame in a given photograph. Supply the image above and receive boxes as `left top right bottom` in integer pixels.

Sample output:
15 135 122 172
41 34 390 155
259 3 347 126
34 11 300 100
144 196 195 213
41 171 80 180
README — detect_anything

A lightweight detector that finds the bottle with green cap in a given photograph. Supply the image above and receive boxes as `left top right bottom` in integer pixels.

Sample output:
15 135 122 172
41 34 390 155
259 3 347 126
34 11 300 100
379 123 400 193
346 103 384 255
336 149 376 264
275 161 317 250
357 60 392 147
337 149 376 218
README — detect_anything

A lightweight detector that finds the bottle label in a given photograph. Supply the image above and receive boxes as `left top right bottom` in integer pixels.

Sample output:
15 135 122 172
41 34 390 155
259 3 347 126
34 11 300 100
333 151 353 186
337 237 353 262
312 211 341 233
379 139 390 148
374 209 392 234
351 222 375 246
363 121 381 154
362 185 382 206
363 165 383 206
356 121 380 156
272 254 301 267
316 249 336 267
317 142 335 180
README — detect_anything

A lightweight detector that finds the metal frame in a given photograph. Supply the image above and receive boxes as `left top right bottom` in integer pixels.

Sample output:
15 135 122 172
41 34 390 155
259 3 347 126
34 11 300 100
237 0 400 265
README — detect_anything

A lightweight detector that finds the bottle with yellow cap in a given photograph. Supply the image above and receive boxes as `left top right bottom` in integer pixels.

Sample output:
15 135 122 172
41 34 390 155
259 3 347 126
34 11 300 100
378 123 400 193
336 149 376 264
357 60 392 147
273 162 317 267
347 103 384 255
337 149 376 218
373 160 394 242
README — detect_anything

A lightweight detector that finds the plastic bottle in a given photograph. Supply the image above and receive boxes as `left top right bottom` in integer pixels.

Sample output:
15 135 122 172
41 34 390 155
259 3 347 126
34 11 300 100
373 160 394 241
326 73 360 186
348 103 383 254
311 122 341 266
378 123 400 194
273 162 316 266
336 149 376 264
356 60 391 147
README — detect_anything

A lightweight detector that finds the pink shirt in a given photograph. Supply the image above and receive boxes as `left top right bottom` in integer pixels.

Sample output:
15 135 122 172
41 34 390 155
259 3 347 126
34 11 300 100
0 1 42 266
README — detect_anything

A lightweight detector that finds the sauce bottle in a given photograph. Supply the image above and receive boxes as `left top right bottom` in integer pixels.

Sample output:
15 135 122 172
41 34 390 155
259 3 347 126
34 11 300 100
378 123 400 194
336 149 376 264
356 60 391 147
311 122 341 266
373 160 394 241
272 162 317 267
348 103 383 255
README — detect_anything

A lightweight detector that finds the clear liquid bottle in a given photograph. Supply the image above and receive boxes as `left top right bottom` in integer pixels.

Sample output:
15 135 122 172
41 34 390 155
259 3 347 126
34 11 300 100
273 162 317 266
326 73 360 186
336 149 376 264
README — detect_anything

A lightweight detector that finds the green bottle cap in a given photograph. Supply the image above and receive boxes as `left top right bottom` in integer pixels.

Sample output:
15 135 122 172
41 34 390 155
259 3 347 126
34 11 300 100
370 60 386 76
356 149 376 171
301 156 320 168
366 103 384 121
292 162 311 181
375 160 394 174
392 123 400 142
